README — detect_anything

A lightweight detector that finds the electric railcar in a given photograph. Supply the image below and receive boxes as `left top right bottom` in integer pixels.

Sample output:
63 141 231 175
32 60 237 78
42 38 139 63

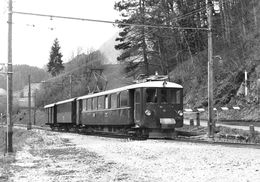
44 79 183 138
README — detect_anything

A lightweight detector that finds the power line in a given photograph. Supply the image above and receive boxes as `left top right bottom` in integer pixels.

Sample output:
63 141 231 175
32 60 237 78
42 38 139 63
12 11 208 31
174 6 208 22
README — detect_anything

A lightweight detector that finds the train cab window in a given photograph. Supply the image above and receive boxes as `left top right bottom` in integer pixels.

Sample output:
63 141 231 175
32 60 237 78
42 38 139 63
146 88 157 103
93 97 98 110
160 89 167 103
111 94 117 108
169 89 181 104
98 96 104 109
120 90 128 107
175 90 181 104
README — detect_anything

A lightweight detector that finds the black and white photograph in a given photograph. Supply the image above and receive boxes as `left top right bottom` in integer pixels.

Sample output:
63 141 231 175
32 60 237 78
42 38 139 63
0 0 260 181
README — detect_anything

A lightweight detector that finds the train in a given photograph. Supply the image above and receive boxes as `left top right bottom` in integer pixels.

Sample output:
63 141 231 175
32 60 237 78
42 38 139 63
44 75 184 139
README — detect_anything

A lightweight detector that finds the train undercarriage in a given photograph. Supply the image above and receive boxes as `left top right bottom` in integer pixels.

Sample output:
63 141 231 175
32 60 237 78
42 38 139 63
46 123 178 139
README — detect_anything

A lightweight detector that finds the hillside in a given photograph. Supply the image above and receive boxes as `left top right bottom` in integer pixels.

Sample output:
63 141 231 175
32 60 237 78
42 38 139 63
0 65 49 113
169 50 260 121
0 64 49 91
36 49 133 106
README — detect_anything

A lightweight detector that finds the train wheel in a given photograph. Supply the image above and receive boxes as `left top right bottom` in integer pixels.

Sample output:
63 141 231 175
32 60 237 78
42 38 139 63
132 129 148 140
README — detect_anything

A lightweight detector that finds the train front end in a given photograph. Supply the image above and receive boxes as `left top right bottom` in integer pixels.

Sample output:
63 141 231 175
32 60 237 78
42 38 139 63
134 80 183 138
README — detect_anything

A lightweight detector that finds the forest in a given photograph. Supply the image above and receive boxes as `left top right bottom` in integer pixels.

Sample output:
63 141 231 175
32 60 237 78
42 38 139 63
113 0 260 115
114 0 259 76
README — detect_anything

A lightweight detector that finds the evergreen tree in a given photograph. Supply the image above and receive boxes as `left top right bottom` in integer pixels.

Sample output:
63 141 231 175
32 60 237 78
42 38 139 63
114 0 150 76
47 38 64 76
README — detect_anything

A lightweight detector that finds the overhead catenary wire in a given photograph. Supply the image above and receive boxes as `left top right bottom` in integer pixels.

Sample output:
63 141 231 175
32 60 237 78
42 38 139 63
12 11 209 31
11 3 213 32
173 5 208 22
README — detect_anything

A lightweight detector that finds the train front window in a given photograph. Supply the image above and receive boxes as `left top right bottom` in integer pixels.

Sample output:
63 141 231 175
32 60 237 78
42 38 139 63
169 89 181 104
159 89 182 104
176 90 181 104
146 88 157 103
160 89 167 103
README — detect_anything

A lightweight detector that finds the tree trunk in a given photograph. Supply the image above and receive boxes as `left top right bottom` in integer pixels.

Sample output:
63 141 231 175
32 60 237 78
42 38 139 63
221 0 231 46
140 0 149 75
240 0 246 38
253 0 258 30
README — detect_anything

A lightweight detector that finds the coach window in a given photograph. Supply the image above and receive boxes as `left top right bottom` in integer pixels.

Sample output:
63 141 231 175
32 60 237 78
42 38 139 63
98 96 104 109
82 99 87 111
105 95 110 109
146 88 157 103
87 99 92 110
135 89 140 103
111 94 117 108
120 90 128 107
93 97 98 110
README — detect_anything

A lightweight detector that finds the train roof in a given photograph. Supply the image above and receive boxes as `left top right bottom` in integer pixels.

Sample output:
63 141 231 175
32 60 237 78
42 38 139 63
44 98 76 108
56 98 76 105
77 81 182 100
44 103 55 108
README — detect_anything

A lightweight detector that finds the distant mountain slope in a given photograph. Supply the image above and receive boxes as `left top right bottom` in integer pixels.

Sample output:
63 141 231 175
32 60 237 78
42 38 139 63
99 33 121 64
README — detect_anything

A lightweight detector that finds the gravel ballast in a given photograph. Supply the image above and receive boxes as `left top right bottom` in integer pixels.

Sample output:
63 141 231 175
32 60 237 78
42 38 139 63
7 129 260 182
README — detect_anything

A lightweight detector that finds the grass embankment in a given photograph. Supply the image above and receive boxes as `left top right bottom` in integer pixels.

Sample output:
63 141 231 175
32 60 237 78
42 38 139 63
0 127 37 154
0 109 48 181
12 109 47 126
0 126 37 181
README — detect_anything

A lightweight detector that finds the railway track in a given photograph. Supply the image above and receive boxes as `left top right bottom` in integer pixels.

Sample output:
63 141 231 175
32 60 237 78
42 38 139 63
3 123 260 149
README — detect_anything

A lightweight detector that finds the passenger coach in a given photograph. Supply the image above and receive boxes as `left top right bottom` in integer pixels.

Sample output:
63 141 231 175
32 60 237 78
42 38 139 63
44 98 77 131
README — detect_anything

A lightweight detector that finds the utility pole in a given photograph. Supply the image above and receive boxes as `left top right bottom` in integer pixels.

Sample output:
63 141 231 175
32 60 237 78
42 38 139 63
6 0 13 153
33 92 36 125
207 0 214 138
27 75 32 130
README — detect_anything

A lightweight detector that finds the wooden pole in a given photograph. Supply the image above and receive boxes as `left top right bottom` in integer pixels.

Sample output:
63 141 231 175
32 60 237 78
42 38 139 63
33 92 36 125
6 0 13 153
27 75 32 130
207 0 214 138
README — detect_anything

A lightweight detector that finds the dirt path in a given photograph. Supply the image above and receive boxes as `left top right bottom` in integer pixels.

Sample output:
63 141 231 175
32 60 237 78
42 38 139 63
8 129 260 182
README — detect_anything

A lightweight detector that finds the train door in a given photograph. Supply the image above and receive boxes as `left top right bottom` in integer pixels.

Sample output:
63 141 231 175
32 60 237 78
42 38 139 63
134 88 142 124
53 105 57 125
76 100 82 125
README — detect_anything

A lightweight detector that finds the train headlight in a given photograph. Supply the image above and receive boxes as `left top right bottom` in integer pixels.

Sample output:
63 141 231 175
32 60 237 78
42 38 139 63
145 109 152 116
178 110 183 116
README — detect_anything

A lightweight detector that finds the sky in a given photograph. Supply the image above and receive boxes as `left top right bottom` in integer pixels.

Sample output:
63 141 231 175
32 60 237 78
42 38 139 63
0 0 119 68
